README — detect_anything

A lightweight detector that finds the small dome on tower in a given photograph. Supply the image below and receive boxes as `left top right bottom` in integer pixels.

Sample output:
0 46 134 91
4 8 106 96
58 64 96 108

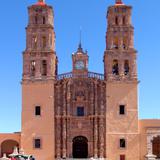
35 0 46 6
75 43 87 55
115 0 124 5
77 43 83 54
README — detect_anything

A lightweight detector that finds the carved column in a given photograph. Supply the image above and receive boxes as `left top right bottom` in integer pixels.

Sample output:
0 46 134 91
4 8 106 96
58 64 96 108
119 59 124 77
90 82 95 157
66 81 71 157
129 31 134 49
56 117 61 159
147 135 153 155
131 55 137 79
94 82 98 115
119 36 123 49
94 82 98 158
145 134 156 160
35 59 41 79
90 82 94 115
108 33 113 50
62 118 67 158
67 81 71 116
56 85 61 159
62 82 67 158
99 84 105 158
94 118 98 158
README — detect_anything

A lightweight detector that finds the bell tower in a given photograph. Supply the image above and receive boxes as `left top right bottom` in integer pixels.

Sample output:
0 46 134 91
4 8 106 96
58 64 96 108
21 0 57 159
23 0 57 80
104 0 140 160
104 0 137 80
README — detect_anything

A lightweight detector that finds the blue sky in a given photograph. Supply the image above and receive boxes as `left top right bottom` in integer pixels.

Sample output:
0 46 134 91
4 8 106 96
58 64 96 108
0 0 160 133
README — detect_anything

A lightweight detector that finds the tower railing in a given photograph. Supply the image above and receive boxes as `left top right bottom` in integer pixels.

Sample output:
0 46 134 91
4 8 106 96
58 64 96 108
56 72 104 80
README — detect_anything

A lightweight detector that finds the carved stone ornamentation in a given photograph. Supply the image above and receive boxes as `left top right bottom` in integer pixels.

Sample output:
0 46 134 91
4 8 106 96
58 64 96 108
145 128 160 160
55 78 106 158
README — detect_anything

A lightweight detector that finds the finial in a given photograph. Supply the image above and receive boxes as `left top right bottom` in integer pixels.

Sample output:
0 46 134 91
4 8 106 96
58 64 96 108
115 0 123 4
77 27 83 53
79 26 82 48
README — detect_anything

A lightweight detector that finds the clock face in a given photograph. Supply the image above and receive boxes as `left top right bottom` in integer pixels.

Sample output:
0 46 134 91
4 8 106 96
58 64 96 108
75 61 85 70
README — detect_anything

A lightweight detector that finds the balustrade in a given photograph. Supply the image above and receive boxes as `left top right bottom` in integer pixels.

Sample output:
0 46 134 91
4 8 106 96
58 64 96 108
57 72 104 80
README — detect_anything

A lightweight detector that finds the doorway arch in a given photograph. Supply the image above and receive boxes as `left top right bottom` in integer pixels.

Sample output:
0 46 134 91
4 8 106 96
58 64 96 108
72 136 88 158
1 140 19 157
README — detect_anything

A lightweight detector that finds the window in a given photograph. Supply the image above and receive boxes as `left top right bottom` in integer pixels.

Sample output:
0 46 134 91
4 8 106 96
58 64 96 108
77 107 84 116
42 60 47 76
124 60 129 75
35 16 38 24
112 60 119 75
115 16 118 25
119 105 125 115
42 36 46 48
120 139 126 148
35 106 41 116
34 138 41 149
43 16 46 24
152 136 160 158
123 16 126 25
31 60 36 76
120 155 125 160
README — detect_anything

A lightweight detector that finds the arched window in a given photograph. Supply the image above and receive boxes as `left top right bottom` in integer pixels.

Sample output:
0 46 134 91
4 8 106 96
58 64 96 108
43 16 46 24
112 60 119 75
35 16 38 24
124 60 129 75
115 16 118 25
42 60 47 76
42 36 47 48
113 37 118 49
152 136 160 158
31 60 36 76
123 16 126 25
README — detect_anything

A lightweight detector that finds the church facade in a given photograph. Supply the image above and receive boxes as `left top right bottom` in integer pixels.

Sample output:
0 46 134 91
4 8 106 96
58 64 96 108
0 0 160 160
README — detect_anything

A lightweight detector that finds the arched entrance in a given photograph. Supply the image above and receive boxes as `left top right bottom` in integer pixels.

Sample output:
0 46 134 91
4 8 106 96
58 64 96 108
72 136 88 158
1 140 19 157
152 136 160 158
